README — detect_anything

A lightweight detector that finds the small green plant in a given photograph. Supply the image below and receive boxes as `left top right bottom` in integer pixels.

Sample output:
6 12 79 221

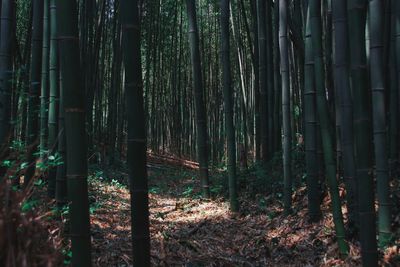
34 179 44 187
161 231 169 240
10 140 25 152
182 185 194 198
110 179 124 189
21 199 39 212
36 152 64 170
2 159 13 168
89 202 102 214
94 170 104 179
61 205 70 216
48 153 64 167
18 162 29 171
149 187 159 194
323 226 332 235
62 249 72 265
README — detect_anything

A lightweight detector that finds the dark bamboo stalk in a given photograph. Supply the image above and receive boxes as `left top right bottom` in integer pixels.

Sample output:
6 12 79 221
332 0 358 231
304 6 321 221
348 0 378 264
368 0 392 247
186 0 210 198
309 0 349 256
279 0 292 214
58 0 92 265
0 0 13 150
221 0 239 212
24 0 44 186
120 0 151 265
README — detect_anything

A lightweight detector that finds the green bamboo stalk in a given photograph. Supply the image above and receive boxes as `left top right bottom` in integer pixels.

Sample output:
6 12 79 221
221 0 239 212
40 0 49 161
25 0 44 186
186 0 210 198
279 0 292 214
396 0 400 170
58 0 92 265
389 0 398 172
304 7 321 221
332 0 359 231
368 0 392 247
250 0 261 161
348 0 378 265
324 0 335 116
55 69 66 207
309 0 349 256
47 0 59 198
0 0 13 150
120 0 151 265
293 0 305 140
266 1 274 158
257 0 269 163
273 0 282 153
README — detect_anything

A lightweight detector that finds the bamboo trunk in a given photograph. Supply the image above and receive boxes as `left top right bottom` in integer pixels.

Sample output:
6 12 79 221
348 0 378 264
221 0 239 212
186 0 210 198
309 0 349 256
368 0 392 247
58 0 92 265
279 0 293 214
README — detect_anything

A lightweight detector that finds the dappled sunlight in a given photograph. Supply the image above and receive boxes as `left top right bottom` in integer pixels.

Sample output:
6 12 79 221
2 0 399 265
86 165 370 266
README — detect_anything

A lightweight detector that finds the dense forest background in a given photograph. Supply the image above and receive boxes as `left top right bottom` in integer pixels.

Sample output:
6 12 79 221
1 0 400 266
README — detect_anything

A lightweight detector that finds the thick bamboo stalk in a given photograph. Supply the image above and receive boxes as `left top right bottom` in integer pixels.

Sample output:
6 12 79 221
120 0 151 265
58 0 92 265
221 0 239 212
186 0 210 198
332 0 358 231
0 0 13 150
309 0 349 256
368 0 392 247
348 0 378 265
304 7 321 221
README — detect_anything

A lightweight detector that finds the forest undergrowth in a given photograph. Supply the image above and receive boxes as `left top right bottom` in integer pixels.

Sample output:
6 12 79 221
1 149 400 266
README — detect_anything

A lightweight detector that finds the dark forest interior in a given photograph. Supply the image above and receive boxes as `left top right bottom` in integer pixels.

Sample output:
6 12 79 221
0 0 400 266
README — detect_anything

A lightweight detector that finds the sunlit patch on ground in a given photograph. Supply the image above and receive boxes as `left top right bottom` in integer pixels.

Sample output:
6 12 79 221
15 157 399 266
85 161 398 267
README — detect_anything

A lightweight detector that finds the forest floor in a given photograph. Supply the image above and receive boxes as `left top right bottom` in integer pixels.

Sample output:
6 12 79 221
87 154 399 266
6 153 400 266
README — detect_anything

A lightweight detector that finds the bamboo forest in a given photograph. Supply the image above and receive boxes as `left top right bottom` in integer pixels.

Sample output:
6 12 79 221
1 0 400 266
